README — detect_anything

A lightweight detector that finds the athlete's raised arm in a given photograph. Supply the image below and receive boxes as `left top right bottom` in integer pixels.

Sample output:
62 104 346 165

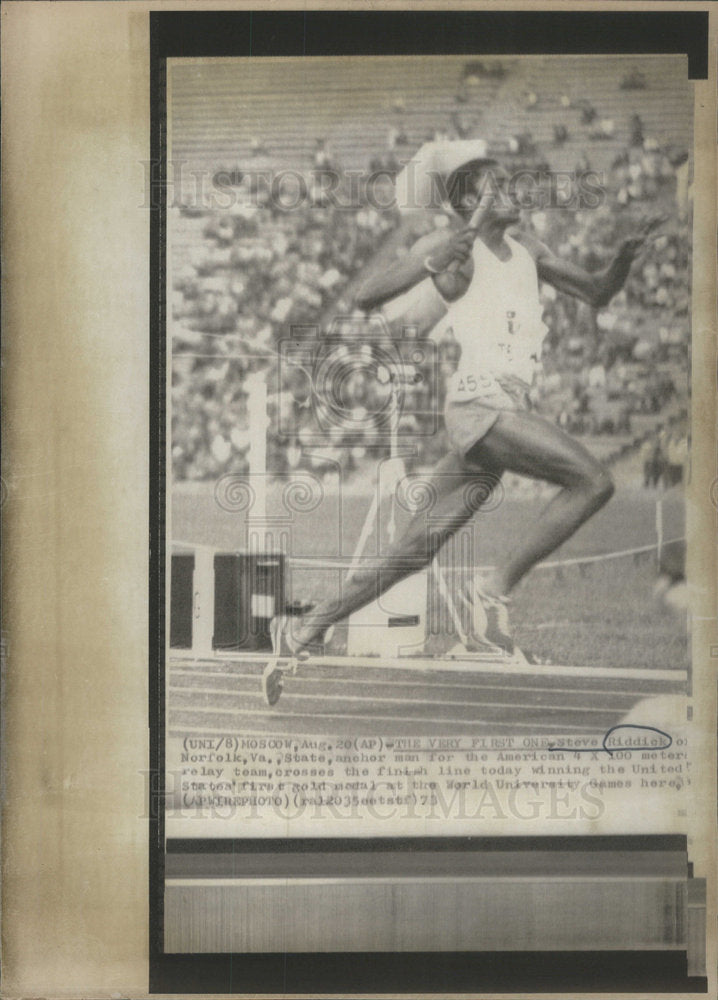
514 215 666 309
355 226 477 312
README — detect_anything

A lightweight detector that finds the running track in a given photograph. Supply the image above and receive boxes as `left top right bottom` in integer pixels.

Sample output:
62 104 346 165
168 653 686 739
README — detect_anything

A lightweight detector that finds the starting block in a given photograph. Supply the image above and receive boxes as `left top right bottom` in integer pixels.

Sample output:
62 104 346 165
170 543 434 660
346 570 428 658
170 547 285 654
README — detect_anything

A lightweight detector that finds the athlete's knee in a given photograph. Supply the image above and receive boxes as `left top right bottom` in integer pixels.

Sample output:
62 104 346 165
574 464 614 507
593 468 615 507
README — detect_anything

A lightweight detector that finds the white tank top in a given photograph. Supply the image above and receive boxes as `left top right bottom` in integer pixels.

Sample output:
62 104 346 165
441 234 548 400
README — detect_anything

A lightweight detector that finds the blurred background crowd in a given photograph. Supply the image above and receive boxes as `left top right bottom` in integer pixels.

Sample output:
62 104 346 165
170 55 691 486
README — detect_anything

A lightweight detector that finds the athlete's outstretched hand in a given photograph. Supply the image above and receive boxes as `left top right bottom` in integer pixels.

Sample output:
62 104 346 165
618 214 667 261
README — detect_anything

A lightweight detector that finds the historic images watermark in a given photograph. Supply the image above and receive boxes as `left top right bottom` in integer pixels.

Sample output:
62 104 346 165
143 159 606 214
148 767 609 825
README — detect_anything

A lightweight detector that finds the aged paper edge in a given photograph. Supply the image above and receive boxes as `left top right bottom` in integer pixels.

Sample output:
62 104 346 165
1 1 716 997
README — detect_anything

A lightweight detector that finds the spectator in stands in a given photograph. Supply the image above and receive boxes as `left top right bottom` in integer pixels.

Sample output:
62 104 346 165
249 136 269 156
663 431 687 487
629 114 645 147
369 127 403 176
451 109 475 139
620 67 647 90
389 121 409 147
589 118 615 141
641 435 665 488
578 100 598 125
313 138 338 188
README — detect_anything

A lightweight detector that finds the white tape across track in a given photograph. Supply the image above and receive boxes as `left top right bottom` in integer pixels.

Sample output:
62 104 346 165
172 537 685 573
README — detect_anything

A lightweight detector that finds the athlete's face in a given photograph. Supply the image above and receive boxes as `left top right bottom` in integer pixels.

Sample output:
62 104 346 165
465 166 521 225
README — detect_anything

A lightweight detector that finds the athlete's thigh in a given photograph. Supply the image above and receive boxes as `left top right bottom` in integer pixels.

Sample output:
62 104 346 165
417 450 478 501
469 409 604 486
401 449 497 530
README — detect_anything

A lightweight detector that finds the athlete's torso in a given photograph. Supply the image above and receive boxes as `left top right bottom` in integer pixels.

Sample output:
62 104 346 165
440 234 548 400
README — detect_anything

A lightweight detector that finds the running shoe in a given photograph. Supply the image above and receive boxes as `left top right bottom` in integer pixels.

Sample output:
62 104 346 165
447 637 502 657
262 616 333 706
262 616 301 707
523 648 553 666
478 592 514 654
261 659 285 706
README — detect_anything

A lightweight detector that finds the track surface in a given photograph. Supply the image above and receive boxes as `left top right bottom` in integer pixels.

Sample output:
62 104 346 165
168 654 686 739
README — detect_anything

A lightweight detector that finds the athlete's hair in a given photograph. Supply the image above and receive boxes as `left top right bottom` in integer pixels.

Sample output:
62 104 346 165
446 157 499 215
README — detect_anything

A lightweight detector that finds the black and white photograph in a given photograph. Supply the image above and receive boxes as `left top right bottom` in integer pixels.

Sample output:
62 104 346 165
161 31 708 984
167 53 692 718
2 5 716 998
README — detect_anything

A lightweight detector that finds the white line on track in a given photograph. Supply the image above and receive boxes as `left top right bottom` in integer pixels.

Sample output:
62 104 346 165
167 708 617 731
170 686 632 715
169 653 687 684
168 667 671 699
171 537 685 572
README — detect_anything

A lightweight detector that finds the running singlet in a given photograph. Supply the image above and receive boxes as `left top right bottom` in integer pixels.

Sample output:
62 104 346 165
441 234 548 401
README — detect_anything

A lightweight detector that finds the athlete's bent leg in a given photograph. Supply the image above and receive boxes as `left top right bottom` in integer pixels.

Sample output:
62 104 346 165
290 451 486 650
470 410 615 597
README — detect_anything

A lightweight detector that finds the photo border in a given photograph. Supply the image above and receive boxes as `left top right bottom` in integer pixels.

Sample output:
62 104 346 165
150 9 710 994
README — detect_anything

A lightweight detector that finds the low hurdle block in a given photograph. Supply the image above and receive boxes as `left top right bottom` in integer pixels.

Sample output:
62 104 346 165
347 570 429 658
170 546 285 655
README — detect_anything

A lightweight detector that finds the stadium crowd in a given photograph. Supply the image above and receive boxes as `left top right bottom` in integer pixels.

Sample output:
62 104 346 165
171 91 691 485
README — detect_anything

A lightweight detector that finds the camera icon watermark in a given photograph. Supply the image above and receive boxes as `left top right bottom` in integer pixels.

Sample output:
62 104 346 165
278 314 439 445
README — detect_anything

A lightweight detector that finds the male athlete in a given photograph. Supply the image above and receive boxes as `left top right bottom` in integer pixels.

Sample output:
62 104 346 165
263 155 662 704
